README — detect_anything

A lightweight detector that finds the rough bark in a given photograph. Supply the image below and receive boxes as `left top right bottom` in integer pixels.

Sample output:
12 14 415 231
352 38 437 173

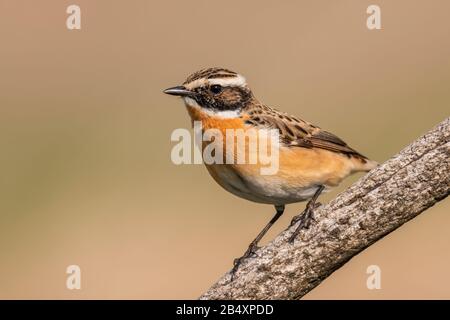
200 117 450 300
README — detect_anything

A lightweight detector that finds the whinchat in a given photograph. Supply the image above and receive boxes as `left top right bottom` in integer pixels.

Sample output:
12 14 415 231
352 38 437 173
164 67 377 278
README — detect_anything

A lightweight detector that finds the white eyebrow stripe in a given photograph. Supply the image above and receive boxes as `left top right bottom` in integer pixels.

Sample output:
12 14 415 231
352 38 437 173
184 74 247 90
207 74 246 87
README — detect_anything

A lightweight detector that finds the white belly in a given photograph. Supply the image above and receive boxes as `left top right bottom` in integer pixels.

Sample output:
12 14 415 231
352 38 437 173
206 164 328 205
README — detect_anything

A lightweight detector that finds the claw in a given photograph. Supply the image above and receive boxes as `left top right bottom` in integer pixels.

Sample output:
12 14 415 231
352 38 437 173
290 214 302 226
230 243 260 280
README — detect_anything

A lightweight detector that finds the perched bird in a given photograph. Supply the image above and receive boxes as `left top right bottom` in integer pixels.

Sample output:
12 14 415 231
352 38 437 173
164 67 377 277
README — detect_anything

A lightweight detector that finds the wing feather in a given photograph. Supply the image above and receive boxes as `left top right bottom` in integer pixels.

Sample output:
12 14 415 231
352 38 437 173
245 104 368 159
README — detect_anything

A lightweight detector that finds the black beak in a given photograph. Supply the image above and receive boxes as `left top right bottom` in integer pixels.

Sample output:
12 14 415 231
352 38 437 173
163 85 194 97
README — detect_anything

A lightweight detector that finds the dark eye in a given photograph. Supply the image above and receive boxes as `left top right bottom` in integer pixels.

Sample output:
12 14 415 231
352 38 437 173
210 85 222 94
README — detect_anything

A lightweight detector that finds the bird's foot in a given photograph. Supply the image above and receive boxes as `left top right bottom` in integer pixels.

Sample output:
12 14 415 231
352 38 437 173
230 242 259 281
288 202 321 243
289 202 321 226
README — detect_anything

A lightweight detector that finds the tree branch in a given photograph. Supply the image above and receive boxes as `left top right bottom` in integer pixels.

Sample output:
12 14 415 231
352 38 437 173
200 117 450 300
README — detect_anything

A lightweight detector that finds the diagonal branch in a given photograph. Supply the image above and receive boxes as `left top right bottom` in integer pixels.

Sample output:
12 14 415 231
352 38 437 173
200 117 450 300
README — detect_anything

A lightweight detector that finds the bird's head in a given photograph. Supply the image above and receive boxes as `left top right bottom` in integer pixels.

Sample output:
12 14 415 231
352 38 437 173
163 68 253 117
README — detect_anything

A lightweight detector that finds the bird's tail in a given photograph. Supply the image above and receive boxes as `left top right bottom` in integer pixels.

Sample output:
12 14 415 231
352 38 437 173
351 156 379 172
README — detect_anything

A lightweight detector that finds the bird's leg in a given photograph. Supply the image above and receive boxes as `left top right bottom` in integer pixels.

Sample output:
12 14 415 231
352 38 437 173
231 205 285 280
289 185 325 243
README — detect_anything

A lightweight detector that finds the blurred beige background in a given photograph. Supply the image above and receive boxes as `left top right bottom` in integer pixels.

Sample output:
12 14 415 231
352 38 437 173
0 0 449 299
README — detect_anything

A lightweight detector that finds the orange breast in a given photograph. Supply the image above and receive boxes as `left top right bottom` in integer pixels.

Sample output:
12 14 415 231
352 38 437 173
186 105 356 189
186 105 247 132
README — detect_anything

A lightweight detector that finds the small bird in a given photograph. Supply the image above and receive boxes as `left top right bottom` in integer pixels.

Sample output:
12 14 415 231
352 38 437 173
164 67 377 277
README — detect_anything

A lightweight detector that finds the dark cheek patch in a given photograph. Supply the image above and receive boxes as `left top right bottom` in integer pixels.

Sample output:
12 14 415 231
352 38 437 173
194 87 252 112
220 89 241 104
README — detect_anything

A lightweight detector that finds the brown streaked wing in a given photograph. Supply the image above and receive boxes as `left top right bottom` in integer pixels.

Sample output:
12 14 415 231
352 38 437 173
308 130 366 157
246 104 368 159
